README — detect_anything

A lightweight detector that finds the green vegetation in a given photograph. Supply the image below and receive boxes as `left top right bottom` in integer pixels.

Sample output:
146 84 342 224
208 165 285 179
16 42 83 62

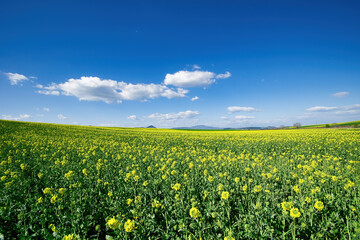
0 120 359 239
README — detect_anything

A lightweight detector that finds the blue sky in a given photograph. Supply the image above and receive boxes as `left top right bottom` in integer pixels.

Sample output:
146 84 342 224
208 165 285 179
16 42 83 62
1 0 360 128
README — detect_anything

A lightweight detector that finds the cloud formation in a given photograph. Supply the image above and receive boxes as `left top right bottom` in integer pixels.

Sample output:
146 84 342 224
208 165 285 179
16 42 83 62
191 96 199 101
235 115 256 120
306 104 360 112
2 114 31 121
4 72 29 85
37 76 188 103
36 84 60 95
227 106 261 113
164 70 231 88
216 72 231 79
332 91 349 98
57 114 67 120
127 115 137 120
148 110 200 121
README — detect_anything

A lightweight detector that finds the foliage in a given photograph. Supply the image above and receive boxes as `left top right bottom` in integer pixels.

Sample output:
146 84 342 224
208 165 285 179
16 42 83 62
0 120 359 239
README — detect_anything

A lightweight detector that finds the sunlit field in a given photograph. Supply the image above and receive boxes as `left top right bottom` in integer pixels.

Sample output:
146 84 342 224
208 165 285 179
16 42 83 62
0 120 359 239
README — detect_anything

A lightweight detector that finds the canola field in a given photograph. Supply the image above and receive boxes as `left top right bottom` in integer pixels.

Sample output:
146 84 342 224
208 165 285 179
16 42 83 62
0 120 359 239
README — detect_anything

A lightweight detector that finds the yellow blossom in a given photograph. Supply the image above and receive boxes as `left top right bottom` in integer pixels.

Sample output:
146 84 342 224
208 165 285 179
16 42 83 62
124 219 136 232
221 191 230 200
189 207 201 218
107 216 120 229
171 183 181 191
254 185 262 193
314 201 324 211
290 208 301 218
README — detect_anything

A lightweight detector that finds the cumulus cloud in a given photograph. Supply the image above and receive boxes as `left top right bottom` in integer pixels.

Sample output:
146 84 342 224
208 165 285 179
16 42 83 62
306 104 360 112
216 72 231 79
37 76 188 103
58 114 67 120
4 72 29 85
235 115 255 120
332 91 349 98
127 115 137 120
191 96 199 101
164 70 231 88
43 107 50 112
227 106 261 113
148 110 200 121
1 114 31 121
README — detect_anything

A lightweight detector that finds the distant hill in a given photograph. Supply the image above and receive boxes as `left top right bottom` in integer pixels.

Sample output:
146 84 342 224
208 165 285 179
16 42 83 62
173 125 220 130
173 125 277 130
146 125 156 128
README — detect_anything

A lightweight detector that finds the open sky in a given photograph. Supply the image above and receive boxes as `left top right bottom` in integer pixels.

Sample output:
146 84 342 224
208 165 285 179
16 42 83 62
1 0 360 128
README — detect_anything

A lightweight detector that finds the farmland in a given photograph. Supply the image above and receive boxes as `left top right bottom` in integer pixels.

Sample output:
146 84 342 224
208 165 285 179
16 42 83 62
0 120 359 239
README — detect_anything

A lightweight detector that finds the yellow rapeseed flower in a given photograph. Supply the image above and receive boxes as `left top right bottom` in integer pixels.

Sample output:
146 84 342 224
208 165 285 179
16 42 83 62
58 188 66 195
314 201 324 211
254 185 262 192
189 207 201 218
124 219 136 232
281 201 293 211
224 236 235 240
50 195 57 204
171 183 181 191
107 216 120 229
134 195 141 204
221 191 230 200
43 188 51 194
62 234 78 240
290 208 301 218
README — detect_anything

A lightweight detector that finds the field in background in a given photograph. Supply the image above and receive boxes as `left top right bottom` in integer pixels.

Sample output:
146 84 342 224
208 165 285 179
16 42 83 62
290 120 360 129
0 120 359 239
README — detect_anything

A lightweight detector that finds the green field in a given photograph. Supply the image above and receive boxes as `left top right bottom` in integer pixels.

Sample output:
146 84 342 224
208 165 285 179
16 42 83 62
0 120 359 239
290 120 360 129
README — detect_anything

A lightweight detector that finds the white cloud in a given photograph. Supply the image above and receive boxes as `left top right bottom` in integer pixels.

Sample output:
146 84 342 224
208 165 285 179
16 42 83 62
37 90 60 95
306 104 360 112
148 110 200 121
332 91 349 98
36 84 60 95
221 116 229 120
216 72 231 79
58 114 67 120
227 106 261 113
335 110 360 115
306 106 339 112
235 115 255 120
1 114 31 121
193 64 201 70
164 70 215 87
4 72 29 85
37 76 188 103
191 96 199 101
43 107 50 112
127 115 137 120
164 70 231 88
